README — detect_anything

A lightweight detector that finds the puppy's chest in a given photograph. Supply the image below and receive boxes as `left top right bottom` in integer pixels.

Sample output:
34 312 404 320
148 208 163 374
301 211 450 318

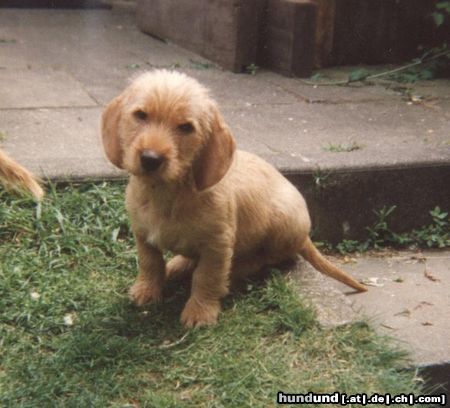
131 204 194 255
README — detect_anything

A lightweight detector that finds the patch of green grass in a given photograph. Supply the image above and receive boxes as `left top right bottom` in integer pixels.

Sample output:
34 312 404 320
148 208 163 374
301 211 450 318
0 131 7 142
323 142 363 153
0 183 428 407
189 59 214 70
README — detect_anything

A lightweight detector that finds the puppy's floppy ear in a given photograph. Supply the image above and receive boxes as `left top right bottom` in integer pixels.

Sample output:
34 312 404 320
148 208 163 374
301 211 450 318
101 94 125 169
193 105 236 191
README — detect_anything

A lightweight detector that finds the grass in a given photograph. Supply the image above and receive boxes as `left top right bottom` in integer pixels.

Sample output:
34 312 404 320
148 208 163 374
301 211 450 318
0 182 429 407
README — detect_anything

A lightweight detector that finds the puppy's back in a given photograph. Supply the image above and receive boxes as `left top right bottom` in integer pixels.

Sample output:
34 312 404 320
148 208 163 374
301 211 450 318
223 150 311 253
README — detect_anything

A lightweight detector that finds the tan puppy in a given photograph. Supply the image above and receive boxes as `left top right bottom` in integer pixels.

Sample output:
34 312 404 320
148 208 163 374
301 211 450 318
0 148 44 200
101 70 366 328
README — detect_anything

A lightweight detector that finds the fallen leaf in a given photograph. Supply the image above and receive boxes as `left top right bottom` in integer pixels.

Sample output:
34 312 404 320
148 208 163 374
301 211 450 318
424 269 440 282
411 254 426 262
30 291 41 300
362 277 384 287
394 309 411 317
63 313 75 326
421 322 433 326
343 256 357 264
414 301 433 310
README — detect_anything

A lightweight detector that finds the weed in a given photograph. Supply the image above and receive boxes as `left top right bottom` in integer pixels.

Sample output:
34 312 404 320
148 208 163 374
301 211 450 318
245 63 259 75
394 206 450 248
189 59 213 70
126 63 141 69
348 68 371 82
366 205 398 249
0 130 7 142
336 206 449 254
432 1 450 27
323 142 362 153
336 239 369 254
313 169 330 190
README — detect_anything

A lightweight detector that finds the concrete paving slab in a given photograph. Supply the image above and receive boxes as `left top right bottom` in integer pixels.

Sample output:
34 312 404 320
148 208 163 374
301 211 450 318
0 8 214 105
387 79 450 102
0 107 122 179
0 69 97 109
221 101 450 172
288 260 357 328
291 249 450 392
327 250 450 368
176 68 300 108
261 71 403 104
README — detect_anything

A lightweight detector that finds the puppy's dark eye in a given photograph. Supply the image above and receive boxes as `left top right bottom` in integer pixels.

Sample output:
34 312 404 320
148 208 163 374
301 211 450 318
133 110 148 121
177 123 194 134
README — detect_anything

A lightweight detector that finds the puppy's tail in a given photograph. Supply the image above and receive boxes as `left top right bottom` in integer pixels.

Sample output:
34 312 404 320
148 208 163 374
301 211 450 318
299 237 367 292
0 149 44 200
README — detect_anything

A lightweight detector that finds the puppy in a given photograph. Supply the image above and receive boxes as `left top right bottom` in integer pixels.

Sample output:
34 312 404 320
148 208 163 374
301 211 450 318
101 70 366 328
0 148 44 200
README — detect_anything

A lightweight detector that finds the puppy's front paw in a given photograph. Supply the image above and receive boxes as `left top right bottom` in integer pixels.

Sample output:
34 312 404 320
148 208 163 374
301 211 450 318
129 280 162 306
180 297 220 328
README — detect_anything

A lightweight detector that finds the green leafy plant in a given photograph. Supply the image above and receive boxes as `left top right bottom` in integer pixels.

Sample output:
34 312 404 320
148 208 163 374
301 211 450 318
336 206 449 254
245 63 259 75
336 239 369 254
312 169 331 190
365 205 398 249
432 1 450 27
397 206 450 248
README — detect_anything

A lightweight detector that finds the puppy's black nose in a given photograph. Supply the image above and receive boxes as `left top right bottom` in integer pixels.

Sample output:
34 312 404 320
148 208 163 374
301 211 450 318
140 150 164 172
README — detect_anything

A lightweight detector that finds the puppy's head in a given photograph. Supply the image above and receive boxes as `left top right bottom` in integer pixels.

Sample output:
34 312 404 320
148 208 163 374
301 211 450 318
101 70 235 190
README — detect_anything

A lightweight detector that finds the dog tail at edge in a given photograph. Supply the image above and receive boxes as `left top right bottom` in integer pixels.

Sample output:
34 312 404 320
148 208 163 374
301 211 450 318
0 149 44 201
299 236 367 292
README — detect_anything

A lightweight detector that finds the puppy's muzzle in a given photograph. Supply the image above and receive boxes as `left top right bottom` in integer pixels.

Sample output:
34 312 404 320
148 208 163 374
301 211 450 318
140 150 165 172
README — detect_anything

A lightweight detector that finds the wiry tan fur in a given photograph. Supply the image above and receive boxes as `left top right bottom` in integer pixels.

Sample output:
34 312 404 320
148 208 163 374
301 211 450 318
0 148 44 200
101 70 367 328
